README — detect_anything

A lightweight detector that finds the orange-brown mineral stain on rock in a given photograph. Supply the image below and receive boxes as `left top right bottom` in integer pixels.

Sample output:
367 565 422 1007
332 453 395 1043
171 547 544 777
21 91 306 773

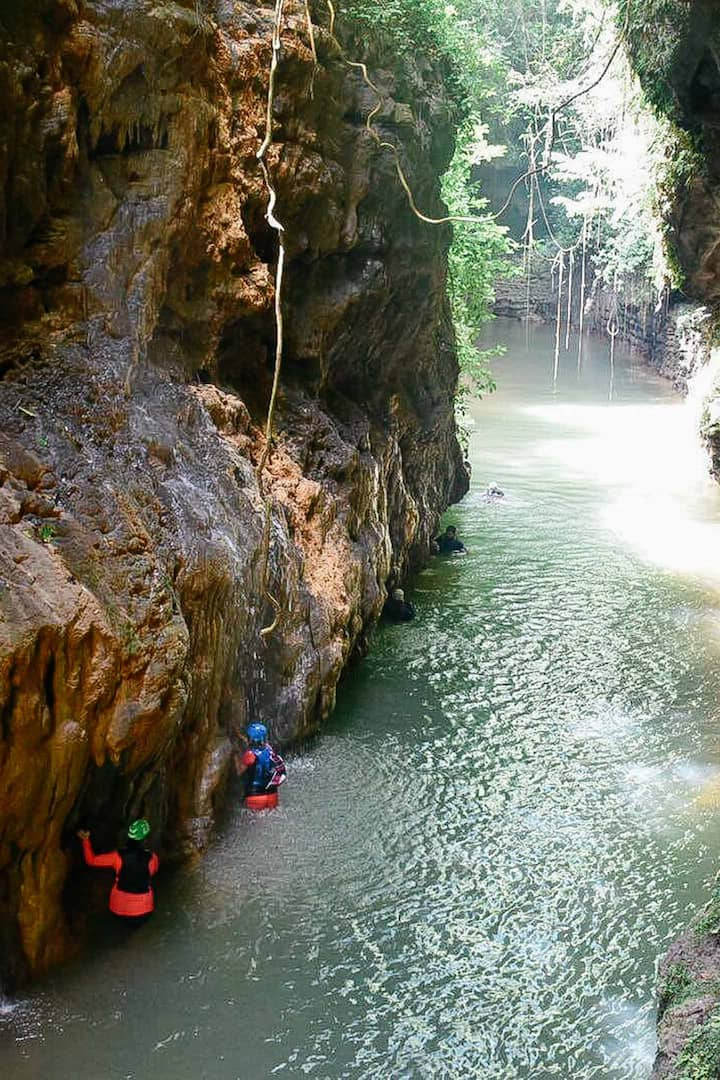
0 0 467 983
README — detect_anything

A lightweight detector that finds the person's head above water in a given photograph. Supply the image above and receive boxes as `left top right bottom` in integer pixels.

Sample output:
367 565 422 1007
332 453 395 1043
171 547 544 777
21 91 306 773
444 525 457 537
247 722 267 745
127 818 150 842
392 588 405 602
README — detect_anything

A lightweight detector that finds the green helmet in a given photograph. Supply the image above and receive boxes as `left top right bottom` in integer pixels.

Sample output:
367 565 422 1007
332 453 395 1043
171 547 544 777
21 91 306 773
127 818 150 841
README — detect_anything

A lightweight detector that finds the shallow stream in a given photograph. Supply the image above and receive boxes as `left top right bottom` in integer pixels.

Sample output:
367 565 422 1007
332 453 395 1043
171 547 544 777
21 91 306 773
4 320 720 1078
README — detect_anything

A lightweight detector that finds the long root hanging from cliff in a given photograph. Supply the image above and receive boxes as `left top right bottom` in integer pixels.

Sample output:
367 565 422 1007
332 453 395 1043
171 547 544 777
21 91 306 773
259 498 282 640
255 0 288 486
255 0 288 640
328 18 498 229
304 0 318 96
486 0 633 226
565 249 574 351
323 3 619 243
577 215 588 371
553 250 565 385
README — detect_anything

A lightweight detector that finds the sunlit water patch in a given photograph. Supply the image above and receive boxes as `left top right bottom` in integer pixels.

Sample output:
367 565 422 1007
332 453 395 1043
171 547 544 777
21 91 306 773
3 320 720 1078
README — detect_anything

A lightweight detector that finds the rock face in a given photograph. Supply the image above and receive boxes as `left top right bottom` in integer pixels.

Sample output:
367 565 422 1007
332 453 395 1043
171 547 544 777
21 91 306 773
625 3 720 1074
624 0 720 308
0 0 467 985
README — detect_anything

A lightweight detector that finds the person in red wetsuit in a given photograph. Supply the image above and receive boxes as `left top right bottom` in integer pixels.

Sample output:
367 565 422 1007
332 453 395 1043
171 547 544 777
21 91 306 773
235 722 287 809
77 819 158 922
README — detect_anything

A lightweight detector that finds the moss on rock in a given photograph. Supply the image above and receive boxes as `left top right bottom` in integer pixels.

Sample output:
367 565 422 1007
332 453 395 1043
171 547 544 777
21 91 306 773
675 1007 720 1080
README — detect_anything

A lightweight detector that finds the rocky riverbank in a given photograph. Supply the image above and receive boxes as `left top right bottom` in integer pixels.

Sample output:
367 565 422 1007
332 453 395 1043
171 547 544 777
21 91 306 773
0 0 467 985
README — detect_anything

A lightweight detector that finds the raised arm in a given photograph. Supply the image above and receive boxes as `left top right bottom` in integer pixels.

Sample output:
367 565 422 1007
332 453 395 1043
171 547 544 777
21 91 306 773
77 832 121 870
235 748 255 776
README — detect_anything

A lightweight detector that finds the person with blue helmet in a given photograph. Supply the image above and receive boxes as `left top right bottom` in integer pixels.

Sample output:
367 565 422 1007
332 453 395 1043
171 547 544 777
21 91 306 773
235 722 287 809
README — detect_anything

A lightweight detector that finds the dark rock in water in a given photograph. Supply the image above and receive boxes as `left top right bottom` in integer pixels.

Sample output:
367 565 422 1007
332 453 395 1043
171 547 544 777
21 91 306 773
0 0 467 983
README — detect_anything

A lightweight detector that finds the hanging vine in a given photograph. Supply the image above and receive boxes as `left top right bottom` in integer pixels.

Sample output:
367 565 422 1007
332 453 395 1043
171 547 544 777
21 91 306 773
303 0 318 96
565 248 574 351
250 0 633 641
553 250 564 385
607 270 620 401
333 41 501 229
487 3 631 228
255 0 288 641
577 214 588 371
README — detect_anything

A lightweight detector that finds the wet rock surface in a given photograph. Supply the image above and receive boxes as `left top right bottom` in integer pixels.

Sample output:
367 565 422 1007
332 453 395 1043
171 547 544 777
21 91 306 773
627 4 720 1073
0 0 466 984
652 924 720 1079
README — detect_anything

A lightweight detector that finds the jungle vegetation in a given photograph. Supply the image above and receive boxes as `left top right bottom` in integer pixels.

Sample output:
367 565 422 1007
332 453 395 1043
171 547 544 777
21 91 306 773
340 0 677 397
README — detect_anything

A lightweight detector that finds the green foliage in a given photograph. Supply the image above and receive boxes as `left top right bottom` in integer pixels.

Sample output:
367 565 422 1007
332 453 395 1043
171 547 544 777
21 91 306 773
38 523 57 544
122 622 142 657
676 1007 720 1080
597 216 655 284
619 0 691 119
339 0 503 116
663 964 698 1009
653 120 704 289
442 118 513 395
339 0 684 394
339 0 512 395
662 965 720 1012
696 879 720 936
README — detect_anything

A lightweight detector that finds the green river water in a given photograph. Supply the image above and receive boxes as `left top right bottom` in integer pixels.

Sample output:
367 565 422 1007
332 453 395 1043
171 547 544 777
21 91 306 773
4 319 720 1079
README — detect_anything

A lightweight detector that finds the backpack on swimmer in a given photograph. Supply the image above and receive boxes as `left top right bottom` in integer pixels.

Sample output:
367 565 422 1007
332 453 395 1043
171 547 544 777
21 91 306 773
77 818 159 920
240 723 287 810
249 744 287 792
117 847 153 893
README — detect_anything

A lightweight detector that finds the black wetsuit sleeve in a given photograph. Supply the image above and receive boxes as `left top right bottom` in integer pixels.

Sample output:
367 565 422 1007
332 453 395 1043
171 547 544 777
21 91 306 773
242 759 256 796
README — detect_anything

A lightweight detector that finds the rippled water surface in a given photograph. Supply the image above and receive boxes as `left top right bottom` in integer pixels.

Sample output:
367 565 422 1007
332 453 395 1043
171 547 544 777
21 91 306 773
5 321 720 1079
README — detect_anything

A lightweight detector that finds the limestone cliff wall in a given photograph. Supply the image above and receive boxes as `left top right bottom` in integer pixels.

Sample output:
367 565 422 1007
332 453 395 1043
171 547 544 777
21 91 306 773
624 3 720 1075
492 254 559 323
0 0 467 985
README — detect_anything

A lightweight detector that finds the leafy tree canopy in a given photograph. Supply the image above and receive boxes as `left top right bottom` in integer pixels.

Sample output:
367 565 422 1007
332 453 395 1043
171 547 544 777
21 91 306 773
337 0 676 402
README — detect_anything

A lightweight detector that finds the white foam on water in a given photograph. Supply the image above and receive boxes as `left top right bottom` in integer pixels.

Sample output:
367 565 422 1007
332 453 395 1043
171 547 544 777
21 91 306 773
571 702 641 741
598 994 657 1075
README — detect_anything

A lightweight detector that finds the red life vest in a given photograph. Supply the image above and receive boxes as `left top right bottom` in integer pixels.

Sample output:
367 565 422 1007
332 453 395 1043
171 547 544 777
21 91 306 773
81 838 159 916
